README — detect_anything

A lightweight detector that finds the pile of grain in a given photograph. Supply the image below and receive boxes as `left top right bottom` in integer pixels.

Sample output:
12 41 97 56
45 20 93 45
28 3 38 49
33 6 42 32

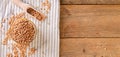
3 13 36 57
9 18 35 45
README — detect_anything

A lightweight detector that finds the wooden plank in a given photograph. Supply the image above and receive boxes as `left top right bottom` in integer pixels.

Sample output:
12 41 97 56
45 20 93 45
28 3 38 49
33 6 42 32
60 38 120 57
61 0 120 5
60 5 120 38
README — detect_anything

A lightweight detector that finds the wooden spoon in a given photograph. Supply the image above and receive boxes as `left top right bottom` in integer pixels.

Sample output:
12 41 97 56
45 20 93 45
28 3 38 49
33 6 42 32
12 0 45 21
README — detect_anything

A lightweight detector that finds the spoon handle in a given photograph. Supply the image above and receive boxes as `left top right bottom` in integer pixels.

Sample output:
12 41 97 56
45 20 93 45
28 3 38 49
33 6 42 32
12 0 31 10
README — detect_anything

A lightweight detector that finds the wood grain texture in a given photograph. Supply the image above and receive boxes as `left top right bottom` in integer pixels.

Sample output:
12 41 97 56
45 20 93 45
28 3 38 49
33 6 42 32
61 0 120 5
60 5 120 38
60 38 120 57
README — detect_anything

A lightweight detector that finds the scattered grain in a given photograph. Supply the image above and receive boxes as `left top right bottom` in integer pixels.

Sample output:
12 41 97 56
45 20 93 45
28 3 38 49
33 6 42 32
28 48 36 56
12 43 19 57
7 53 13 57
0 23 3 28
2 37 9 45
42 0 51 14
2 18 6 23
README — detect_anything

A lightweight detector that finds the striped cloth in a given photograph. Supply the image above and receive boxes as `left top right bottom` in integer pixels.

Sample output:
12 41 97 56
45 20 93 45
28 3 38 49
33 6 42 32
0 0 60 57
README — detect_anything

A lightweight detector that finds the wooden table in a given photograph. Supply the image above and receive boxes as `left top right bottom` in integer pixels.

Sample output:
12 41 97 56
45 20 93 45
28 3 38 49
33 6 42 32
60 0 120 57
